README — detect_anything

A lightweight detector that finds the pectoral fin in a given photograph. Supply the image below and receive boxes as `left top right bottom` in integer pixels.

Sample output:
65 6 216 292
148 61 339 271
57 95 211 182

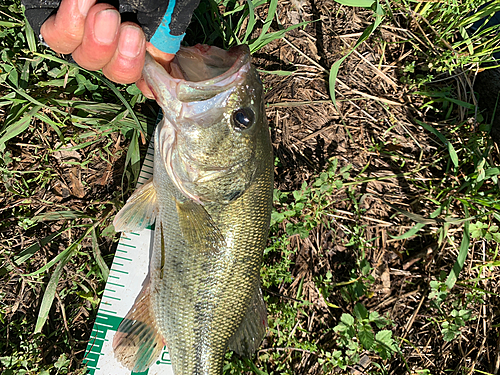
228 285 268 357
175 198 224 255
113 283 165 372
113 179 157 232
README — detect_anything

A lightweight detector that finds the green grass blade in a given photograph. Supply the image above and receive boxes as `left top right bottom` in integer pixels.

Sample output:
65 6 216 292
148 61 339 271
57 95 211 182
14 228 67 266
25 225 93 277
388 223 425 240
329 0 384 107
243 357 269 375
23 14 37 52
0 20 23 27
124 129 141 183
33 52 146 135
257 69 295 76
458 2 500 27
249 21 310 53
33 210 90 222
242 0 256 44
334 0 374 7
91 227 110 281
0 105 42 152
86 71 146 136
445 208 470 290
253 0 278 44
382 200 441 225
416 120 459 168
34 242 77 333
223 0 267 16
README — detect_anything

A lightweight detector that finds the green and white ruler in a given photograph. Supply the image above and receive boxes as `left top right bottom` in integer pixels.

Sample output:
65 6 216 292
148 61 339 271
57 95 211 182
84 126 174 375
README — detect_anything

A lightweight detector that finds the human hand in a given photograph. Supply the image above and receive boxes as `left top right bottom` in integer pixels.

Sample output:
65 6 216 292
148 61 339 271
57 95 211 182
40 0 174 98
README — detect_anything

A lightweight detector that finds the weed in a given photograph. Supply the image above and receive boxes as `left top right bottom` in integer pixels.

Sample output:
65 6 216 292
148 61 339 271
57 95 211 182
327 303 396 369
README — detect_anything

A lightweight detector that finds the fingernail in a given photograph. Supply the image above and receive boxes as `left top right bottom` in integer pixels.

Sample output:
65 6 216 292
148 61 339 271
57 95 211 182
118 25 144 58
78 0 94 16
94 9 120 44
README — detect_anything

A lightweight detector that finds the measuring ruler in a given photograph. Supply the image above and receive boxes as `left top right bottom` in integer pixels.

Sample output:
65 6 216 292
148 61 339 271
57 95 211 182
84 123 174 375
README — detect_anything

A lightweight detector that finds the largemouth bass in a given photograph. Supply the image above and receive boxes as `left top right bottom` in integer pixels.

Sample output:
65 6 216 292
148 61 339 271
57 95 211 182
112 44 273 374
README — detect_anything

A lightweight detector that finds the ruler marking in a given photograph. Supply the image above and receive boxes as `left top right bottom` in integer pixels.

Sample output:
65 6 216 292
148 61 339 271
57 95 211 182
94 322 114 328
114 256 133 261
119 243 137 248
107 282 125 288
103 295 121 301
110 269 128 274
99 309 117 315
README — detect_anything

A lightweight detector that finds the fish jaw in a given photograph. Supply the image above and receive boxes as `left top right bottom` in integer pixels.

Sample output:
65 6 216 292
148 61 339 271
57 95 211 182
142 45 250 116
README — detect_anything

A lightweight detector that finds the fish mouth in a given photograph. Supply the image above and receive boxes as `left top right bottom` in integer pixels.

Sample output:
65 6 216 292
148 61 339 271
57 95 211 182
143 44 250 103
144 45 253 203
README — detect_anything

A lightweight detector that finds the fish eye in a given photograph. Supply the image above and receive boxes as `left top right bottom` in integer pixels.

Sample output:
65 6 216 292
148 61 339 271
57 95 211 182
232 107 255 131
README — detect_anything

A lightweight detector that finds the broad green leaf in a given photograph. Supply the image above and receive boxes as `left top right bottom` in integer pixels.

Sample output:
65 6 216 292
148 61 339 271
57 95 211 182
358 326 375 350
375 329 393 343
375 329 397 359
340 313 355 326
353 303 368 320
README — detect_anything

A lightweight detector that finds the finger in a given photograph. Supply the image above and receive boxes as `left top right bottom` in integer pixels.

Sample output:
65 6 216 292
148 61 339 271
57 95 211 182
40 0 96 54
136 78 154 99
146 43 176 72
101 23 146 84
71 4 121 71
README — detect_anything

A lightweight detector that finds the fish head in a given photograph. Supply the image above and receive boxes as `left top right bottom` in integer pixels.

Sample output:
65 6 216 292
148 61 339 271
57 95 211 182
143 44 269 204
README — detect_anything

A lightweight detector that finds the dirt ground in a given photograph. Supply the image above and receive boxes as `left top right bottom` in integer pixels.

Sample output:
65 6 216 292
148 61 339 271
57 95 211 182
2 0 500 374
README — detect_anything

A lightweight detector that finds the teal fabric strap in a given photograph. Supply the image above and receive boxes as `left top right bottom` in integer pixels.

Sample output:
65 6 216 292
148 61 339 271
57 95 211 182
150 0 185 54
